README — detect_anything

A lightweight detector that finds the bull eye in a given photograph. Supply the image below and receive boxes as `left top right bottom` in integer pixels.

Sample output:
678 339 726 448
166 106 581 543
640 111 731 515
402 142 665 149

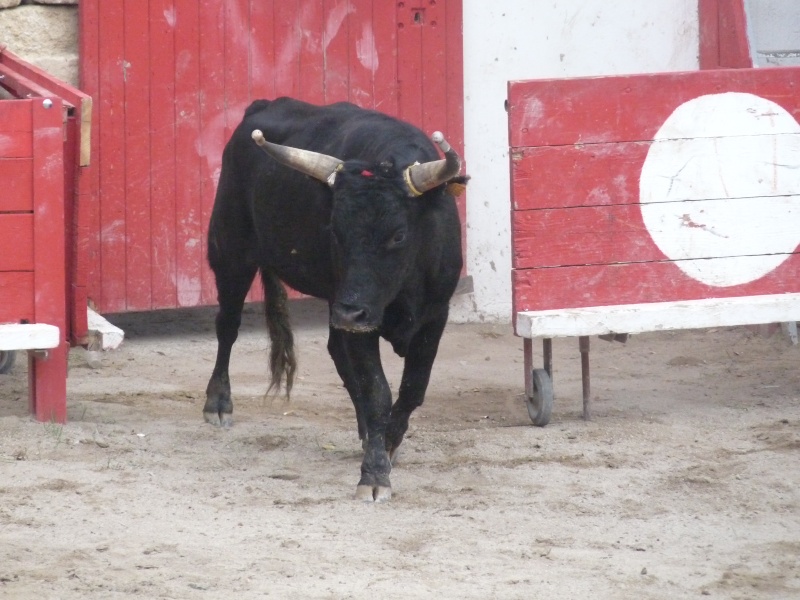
387 228 407 249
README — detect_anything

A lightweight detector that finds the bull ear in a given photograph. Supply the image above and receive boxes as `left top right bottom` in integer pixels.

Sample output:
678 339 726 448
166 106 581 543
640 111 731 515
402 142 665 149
252 130 343 185
403 131 462 197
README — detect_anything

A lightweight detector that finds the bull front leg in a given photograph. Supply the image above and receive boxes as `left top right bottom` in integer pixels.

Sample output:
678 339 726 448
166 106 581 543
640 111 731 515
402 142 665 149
385 306 448 462
327 327 368 444
342 332 394 502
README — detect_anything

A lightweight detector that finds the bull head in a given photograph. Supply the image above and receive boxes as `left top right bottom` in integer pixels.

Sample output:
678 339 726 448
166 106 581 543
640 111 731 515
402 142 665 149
251 129 462 196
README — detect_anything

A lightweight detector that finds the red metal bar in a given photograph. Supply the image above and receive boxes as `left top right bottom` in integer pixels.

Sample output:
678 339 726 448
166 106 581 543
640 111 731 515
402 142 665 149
579 336 590 421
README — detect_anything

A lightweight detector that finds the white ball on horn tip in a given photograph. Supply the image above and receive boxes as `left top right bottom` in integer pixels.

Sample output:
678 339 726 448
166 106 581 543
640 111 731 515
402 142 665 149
252 129 265 145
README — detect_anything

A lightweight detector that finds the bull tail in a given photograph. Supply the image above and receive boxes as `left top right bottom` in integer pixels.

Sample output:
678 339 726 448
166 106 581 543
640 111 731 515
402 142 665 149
260 270 297 398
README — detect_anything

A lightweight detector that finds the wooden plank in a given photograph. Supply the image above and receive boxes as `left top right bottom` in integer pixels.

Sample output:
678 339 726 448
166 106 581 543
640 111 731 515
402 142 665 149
507 67 800 149
0 272 34 323
68 3 99 342
0 214 34 271
396 3 423 126
348 0 374 108
718 0 752 68
372 0 397 114
198 0 226 306
420 0 447 136
224 0 251 137
97 0 127 312
322 0 351 103
30 95 68 423
0 158 33 211
1 47 92 165
445 0 466 260
0 130 33 160
510 143 649 211
444 0 464 158
512 196 800 270
512 253 800 314
0 323 60 351
0 100 33 158
273 0 301 98
516 293 800 339
297 0 325 104
149 0 178 308
249 0 276 100
62 102 78 343
124 0 153 310
86 307 124 351
70 283 89 344
32 97 66 329
174 0 203 307
0 63 63 102
78 0 102 311
222 0 250 246
513 133 793 207
0 99 32 133
698 0 721 69
512 204 658 270
28 337 68 423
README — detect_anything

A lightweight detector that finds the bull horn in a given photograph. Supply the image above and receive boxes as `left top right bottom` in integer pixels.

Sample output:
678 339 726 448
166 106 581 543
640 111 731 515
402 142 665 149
403 131 462 197
252 130 343 185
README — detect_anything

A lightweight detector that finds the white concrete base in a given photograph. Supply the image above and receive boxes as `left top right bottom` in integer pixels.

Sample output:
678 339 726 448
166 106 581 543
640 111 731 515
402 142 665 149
0 323 60 351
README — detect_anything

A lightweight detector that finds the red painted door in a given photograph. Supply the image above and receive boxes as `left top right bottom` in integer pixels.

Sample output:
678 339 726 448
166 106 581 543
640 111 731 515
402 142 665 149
79 0 464 313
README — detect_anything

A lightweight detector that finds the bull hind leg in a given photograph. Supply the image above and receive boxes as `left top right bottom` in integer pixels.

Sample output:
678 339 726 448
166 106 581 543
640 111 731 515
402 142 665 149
204 257 258 427
385 306 449 463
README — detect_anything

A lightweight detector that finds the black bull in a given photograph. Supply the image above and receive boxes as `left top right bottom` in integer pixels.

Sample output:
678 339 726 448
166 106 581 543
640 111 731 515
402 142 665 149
204 98 466 502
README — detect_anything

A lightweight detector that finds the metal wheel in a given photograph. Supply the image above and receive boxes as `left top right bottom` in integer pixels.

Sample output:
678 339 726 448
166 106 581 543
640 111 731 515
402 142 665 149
526 368 553 427
0 351 16 375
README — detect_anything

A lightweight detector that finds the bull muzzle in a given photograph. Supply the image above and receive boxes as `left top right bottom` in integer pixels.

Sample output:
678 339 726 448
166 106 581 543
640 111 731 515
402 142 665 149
330 301 378 333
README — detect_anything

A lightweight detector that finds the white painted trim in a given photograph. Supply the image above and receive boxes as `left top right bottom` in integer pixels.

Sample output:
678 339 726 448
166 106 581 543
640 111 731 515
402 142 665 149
0 323 60 351
87 308 124 351
516 293 800 338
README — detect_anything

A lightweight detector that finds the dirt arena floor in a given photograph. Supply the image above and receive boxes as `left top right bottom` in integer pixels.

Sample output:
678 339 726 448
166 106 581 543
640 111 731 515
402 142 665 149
1 298 799 599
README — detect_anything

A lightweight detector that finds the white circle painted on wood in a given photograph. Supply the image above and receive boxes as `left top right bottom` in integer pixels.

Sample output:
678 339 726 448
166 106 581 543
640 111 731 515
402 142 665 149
639 92 800 287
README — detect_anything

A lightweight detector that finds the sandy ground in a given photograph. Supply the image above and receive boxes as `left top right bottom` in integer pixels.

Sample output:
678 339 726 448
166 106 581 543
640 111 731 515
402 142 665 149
1 298 799 599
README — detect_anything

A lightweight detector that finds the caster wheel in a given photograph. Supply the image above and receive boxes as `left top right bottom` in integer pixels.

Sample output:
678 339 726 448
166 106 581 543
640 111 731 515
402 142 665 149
526 368 553 427
0 350 17 374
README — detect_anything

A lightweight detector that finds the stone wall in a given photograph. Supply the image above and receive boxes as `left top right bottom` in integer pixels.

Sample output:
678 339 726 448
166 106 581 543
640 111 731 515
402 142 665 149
0 0 79 86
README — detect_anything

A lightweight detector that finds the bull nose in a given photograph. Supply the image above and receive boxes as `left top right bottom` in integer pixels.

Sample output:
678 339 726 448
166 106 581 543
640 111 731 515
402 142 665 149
331 302 373 331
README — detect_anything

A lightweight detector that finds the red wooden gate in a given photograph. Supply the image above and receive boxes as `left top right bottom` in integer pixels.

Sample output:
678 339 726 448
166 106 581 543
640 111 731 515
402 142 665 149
79 0 464 314
0 93 67 422
509 66 800 423
509 68 800 316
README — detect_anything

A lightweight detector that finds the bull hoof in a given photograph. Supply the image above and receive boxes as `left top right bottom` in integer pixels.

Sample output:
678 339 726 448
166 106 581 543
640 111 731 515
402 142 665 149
204 411 233 427
355 484 392 503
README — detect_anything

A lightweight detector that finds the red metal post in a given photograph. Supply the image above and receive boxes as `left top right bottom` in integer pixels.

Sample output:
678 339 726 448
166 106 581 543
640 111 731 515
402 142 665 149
30 97 68 423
